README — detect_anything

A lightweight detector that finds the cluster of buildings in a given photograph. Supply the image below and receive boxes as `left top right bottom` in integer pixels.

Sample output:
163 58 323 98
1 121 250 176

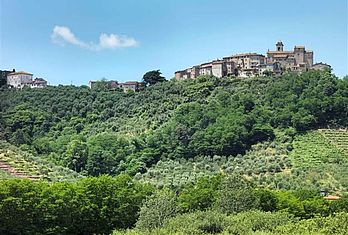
175 41 331 79
88 80 145 92
0 69 48 89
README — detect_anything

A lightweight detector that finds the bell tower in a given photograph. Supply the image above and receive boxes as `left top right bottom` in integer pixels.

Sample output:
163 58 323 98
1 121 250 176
276 41 284 52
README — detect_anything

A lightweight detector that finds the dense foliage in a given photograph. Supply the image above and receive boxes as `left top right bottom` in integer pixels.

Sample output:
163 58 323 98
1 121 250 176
1 175 347 235
1 70 347 179
1 70 348 234
0 140 82 181
0 175 152 235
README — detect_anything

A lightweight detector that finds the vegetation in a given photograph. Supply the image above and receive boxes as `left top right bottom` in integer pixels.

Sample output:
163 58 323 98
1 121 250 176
1 175 347 235
0 175 152 235
1 70 347 181
113 211 348 235
0 70 347 234
142 70 166 86
0 140 82 181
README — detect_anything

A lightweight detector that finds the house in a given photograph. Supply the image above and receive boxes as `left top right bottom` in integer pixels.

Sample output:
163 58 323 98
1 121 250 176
6 71 47 89
312 62 331 71
7 71 34 88
119 81 145 92
89 80 145 92
267 42 313 72
31 78 48 88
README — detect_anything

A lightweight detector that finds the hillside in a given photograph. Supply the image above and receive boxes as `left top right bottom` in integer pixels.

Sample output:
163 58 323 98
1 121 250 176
0 70 347 188
138 129 348 191
0 140 82 181
0 71 348 235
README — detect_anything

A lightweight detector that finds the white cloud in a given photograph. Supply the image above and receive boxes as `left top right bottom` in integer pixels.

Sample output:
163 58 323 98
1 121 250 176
99 33 138 49
51 25 138 51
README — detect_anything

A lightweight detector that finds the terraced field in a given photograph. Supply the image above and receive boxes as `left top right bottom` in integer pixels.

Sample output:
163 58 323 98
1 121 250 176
288 130 348 192
319 129 348 155
140 129 348 192
0 140 83 181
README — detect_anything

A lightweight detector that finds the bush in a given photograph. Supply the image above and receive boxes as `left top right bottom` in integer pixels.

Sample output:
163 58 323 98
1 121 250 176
162 210 227 234
226 210 295 234
275 212 348 235
213 175 259 214
136 190 179 231
0 175 152 235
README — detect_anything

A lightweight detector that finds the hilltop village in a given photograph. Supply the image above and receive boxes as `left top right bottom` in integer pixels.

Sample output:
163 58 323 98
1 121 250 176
1 41 332 91
175 41 331 79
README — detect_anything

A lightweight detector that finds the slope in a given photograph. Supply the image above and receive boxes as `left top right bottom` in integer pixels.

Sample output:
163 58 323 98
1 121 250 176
0 140 83 181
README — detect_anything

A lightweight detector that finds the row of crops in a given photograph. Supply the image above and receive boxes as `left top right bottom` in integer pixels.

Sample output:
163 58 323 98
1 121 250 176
140 130 348 192
138 141 292 189
319 129 348 155
0 140 83 181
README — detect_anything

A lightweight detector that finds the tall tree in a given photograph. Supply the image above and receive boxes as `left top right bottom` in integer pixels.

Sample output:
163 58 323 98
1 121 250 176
142 70 166 86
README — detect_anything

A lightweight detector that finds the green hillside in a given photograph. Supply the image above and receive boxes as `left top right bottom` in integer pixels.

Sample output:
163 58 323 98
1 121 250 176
319 129 348 154
0 70 348 235
138 129 348 192
0 140 82 181
0 70 347 187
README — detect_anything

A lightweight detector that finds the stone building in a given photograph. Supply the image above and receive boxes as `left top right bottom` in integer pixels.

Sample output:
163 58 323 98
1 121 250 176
223 53 266 77
31 78 48 88
7 71 34 88
267 41 313 72
312 62 331 71
119 81 145 92
7 71 48 89
89 80 145 92
174 41 326 80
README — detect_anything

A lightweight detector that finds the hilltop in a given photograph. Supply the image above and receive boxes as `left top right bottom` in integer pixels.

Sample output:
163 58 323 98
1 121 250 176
0 70 347 190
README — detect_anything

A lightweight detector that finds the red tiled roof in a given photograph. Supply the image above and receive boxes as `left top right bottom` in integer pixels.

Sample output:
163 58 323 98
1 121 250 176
8 71 33 76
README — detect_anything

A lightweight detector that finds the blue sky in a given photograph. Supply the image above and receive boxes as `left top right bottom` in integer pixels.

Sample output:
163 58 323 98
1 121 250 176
1 0 347 85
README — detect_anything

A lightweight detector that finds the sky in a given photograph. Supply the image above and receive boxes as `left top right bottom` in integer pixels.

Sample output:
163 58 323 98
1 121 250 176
0 0 347 85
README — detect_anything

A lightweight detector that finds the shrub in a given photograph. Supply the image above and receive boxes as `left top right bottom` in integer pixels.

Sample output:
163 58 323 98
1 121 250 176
275 212 348 235
162 210 227 234
213 175 259 214
136 190 179 231
225 210 295 234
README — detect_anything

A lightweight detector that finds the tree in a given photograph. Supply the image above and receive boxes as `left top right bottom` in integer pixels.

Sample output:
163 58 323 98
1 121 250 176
142 70 166 86
136 190 178 231
64 139 88 172
213 175 259 214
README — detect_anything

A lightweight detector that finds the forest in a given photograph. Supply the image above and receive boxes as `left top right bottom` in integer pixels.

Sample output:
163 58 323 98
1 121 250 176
0 70 348 234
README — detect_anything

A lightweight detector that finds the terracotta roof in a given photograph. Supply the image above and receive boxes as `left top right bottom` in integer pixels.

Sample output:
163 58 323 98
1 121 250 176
228 53 265 58
212 60 225 64
33 78 47 84
122 81 141 85
272 54 291 58
324 195 340 200
8 71 33 76
267 51 293 54
200 62 212 68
